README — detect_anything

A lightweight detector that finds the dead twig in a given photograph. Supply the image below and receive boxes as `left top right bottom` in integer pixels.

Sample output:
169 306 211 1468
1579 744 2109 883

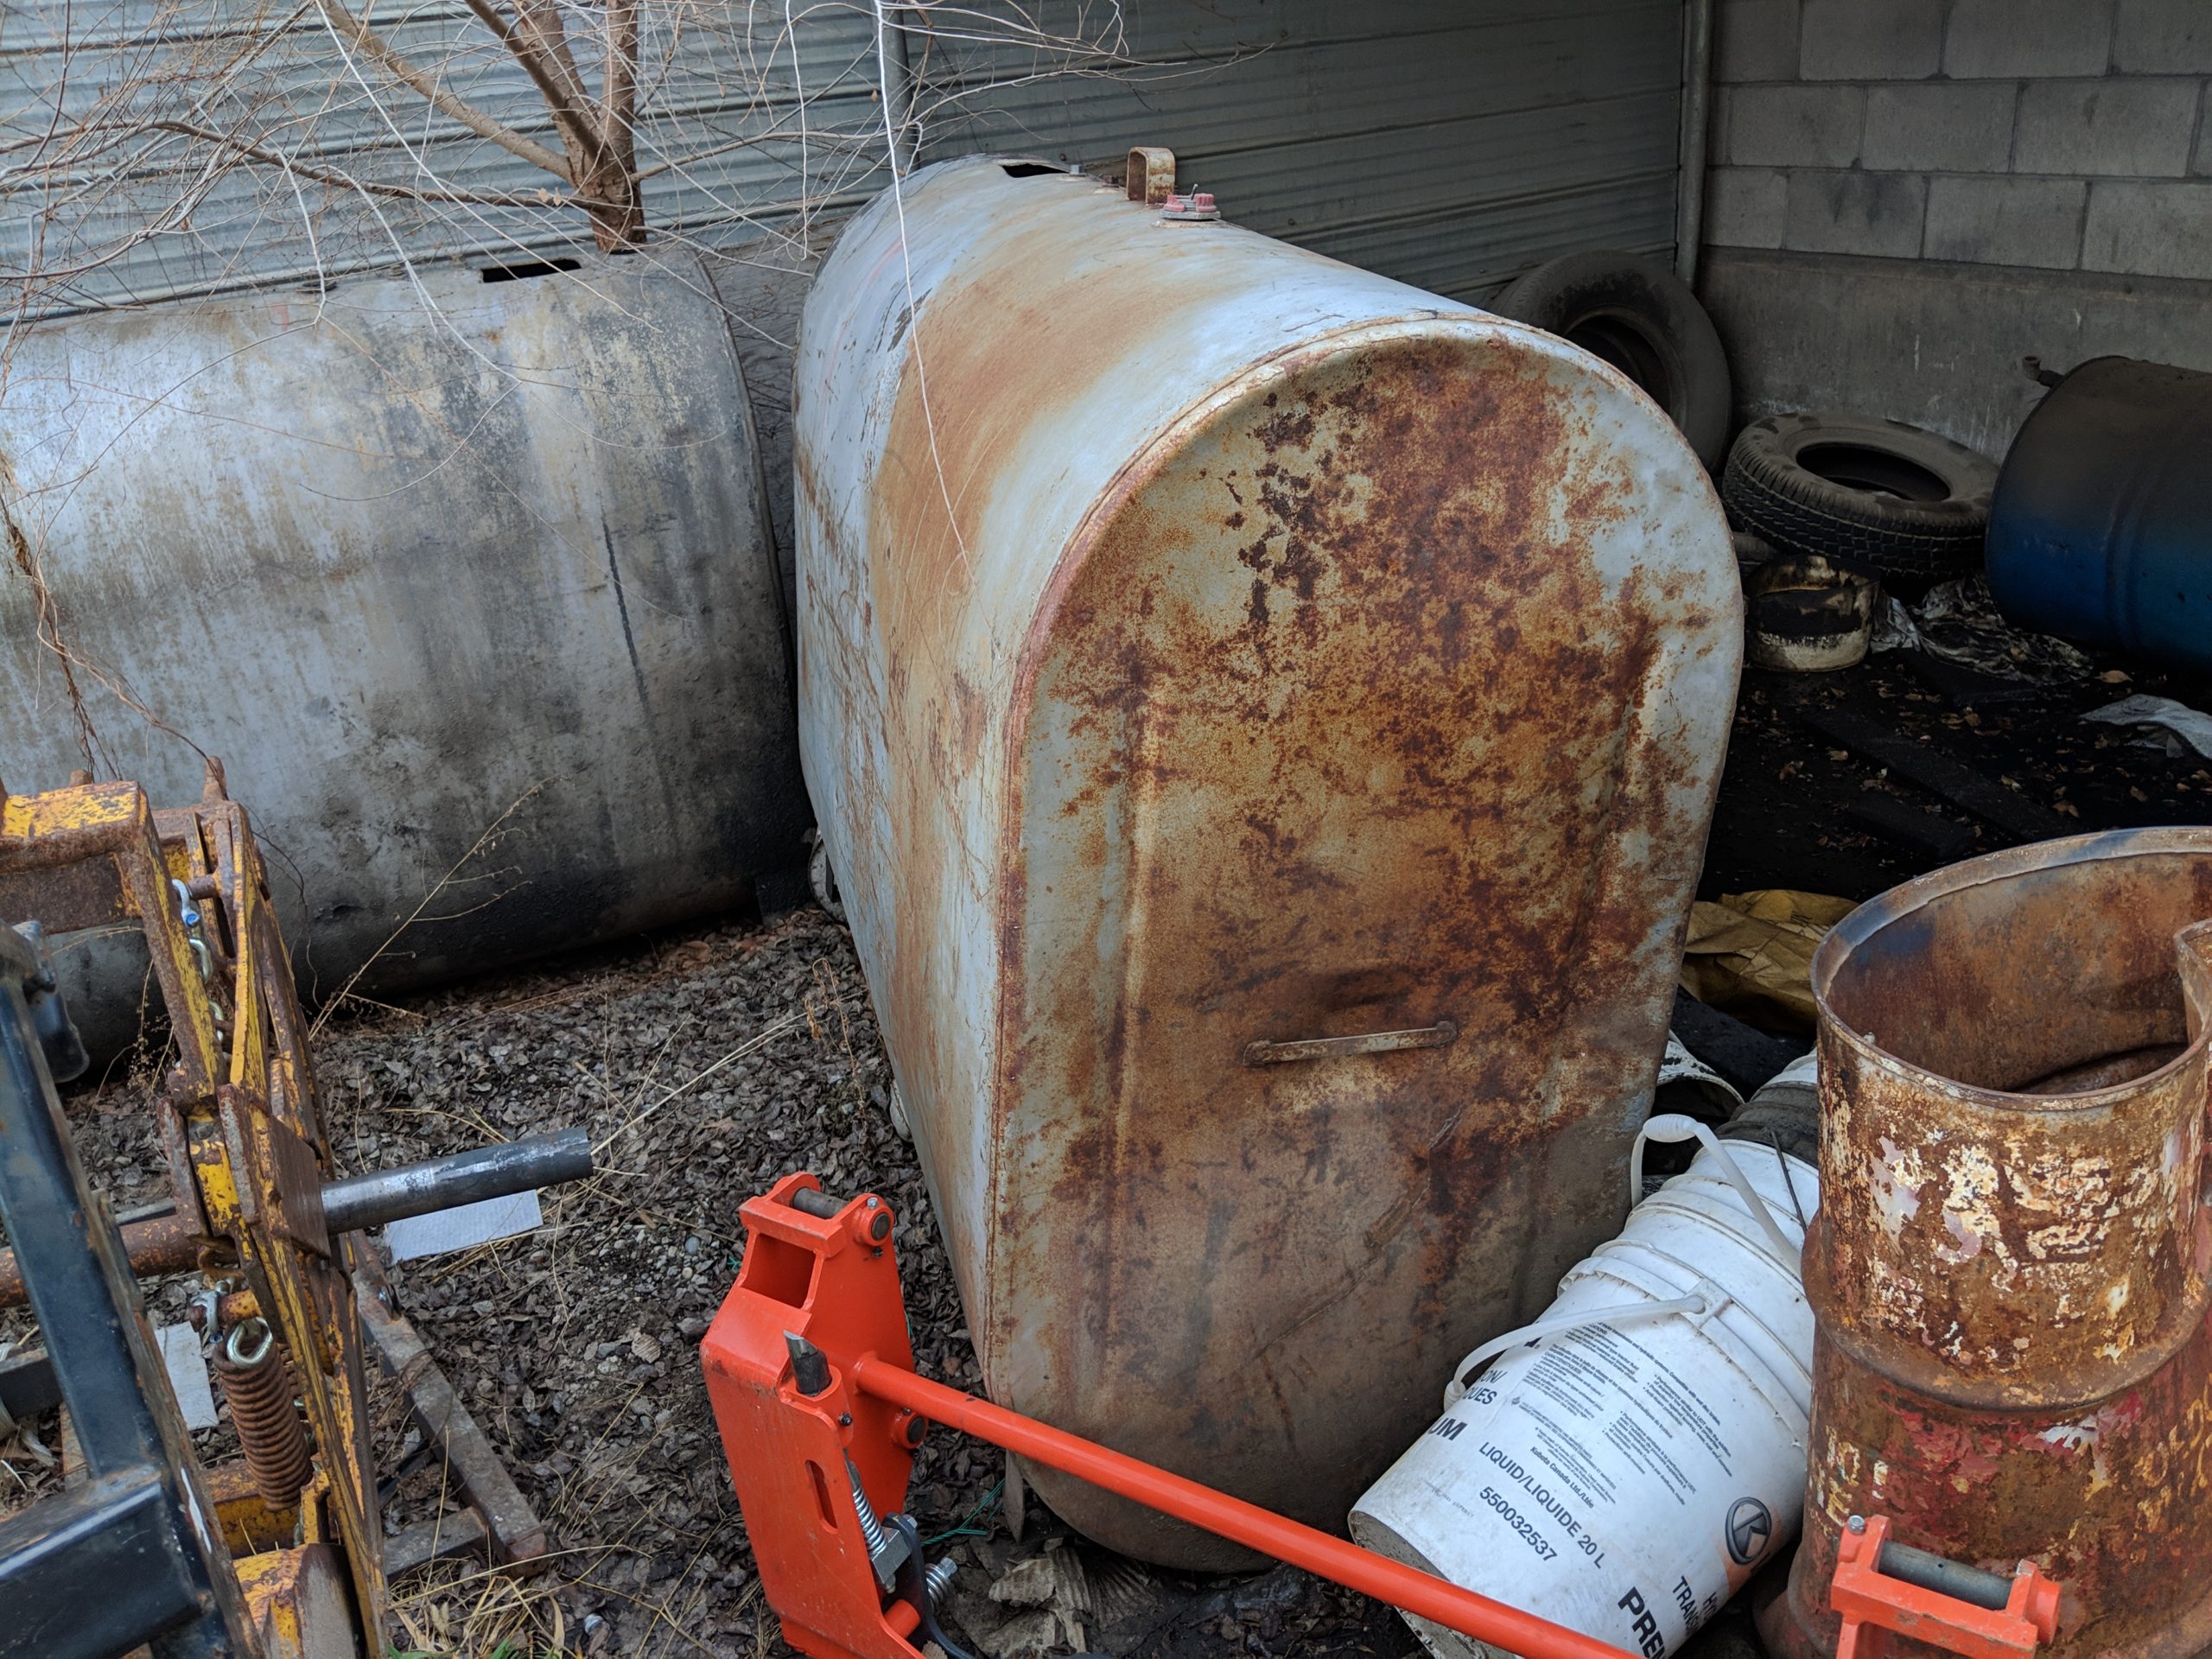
308 782 545 1041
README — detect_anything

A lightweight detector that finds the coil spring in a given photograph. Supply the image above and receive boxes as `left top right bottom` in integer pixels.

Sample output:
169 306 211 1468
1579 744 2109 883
214 1318 312 1508
925 1557 957 1603
848 1459 889 1558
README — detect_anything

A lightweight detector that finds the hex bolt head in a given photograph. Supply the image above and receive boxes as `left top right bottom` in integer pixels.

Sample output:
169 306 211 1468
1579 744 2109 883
1847 1515 1866 1535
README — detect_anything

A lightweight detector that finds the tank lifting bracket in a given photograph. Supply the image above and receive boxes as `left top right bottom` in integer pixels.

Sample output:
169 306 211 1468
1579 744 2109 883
700 1171 1640 1659
1831 1514 2060 1659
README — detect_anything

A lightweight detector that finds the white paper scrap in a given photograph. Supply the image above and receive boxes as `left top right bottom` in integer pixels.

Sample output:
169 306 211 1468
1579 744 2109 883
157 1322 219 1431
2085 694 2212 760
384 1190 543 1262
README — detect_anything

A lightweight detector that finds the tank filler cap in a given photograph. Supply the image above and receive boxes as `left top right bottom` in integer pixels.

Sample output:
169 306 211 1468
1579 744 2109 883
1159 192 1221 223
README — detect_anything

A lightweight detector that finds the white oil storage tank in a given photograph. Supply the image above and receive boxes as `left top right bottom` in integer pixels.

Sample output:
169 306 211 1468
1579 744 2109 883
796 156 1740 1568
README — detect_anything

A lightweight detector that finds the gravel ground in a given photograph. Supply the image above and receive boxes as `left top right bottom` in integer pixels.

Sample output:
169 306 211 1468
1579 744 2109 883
322 908 986 1657
3 904 1465 1658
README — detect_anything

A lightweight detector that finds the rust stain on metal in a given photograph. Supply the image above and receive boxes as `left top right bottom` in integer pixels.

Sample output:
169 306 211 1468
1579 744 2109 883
0 1208 201 1311
1765 832 2212 1659
798 156 1738 1567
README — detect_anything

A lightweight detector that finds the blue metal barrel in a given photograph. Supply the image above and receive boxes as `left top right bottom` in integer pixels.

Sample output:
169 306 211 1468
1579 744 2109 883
1986 356 2212 671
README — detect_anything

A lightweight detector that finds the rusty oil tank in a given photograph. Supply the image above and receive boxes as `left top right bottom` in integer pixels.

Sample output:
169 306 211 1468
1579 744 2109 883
796 155 1741 1567
1763 830 2212 1657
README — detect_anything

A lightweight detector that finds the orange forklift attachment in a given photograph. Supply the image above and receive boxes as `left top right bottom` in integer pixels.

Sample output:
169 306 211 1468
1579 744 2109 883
702 1173 1638 1659
1831 1516 2059 1659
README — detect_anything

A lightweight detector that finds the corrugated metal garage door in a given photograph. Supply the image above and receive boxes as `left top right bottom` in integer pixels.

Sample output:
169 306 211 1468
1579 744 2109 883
1 2 1681 317
916 1 1685 304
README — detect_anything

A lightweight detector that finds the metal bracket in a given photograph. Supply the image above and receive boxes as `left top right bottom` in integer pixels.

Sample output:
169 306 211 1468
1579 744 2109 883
1832 1514 2060 1659
354 1258 551 1571
1125 145 1175 205
701 1172 1637 1659
887 1514 973 1659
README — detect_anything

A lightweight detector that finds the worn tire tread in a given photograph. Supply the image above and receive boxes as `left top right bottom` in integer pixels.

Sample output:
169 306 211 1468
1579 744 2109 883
1722 414 1993 584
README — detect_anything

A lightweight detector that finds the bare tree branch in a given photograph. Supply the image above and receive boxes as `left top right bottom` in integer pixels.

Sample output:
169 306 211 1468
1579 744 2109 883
2 3 1192 318
455 0 600 168
310 0 575 182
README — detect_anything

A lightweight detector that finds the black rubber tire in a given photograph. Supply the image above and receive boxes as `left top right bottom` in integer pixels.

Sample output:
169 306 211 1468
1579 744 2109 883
1491 250 1732 471
1722 411 1996 588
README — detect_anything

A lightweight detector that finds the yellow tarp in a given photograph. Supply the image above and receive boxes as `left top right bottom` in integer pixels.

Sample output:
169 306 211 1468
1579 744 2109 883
1680 888 1859 1030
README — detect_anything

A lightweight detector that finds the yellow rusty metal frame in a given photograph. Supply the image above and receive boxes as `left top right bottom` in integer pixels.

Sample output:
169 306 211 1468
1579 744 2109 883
0 766 385 1645
237 1539 359 1659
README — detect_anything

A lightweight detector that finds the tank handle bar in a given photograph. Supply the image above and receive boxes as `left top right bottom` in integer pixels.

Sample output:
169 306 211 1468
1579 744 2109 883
849 1353 1637 1659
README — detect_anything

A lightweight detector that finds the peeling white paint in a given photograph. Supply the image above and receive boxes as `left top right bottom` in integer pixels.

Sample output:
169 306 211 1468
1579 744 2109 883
1871 1135 1924 1237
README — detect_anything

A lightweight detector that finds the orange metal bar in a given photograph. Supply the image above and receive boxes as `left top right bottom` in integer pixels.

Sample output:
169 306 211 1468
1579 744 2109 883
850 1356 1636 1659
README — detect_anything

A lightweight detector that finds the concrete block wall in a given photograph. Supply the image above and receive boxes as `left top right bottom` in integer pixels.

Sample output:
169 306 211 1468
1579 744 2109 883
1708 0 2211 278
1700 0 2212 455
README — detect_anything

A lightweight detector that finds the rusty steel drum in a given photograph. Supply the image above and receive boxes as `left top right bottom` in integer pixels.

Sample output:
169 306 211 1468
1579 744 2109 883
1764 831 2212 1658
795 156 1740 1567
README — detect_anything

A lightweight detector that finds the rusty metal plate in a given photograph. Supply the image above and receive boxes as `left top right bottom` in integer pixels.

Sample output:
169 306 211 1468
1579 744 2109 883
798 157 1738 1566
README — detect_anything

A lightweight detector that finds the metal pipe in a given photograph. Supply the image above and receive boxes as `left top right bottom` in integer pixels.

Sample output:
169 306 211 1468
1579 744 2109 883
317 1128 593 1235
788 1187 842 1221
1876 1540 2014 1612
0 1132 591 1306
0 1211 200 1313
851 1357 1636 1659
1674 0 1715 285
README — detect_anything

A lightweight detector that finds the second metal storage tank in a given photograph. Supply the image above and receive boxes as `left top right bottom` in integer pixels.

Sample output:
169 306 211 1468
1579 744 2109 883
0 252 804 1052
797 156 1741 1567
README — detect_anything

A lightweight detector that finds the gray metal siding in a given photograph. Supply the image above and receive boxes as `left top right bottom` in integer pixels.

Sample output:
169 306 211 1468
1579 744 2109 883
0 1 885 314
3 3 1682 316
916 1 1686 302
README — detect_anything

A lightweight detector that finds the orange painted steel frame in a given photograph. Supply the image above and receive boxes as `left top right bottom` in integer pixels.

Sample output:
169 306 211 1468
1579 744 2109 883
1831 1517 2058 1659
702 1173 1638 1659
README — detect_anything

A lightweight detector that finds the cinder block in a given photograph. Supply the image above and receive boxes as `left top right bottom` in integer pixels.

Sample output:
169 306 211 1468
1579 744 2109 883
1802 0 1942 79
1862 82 2018 172
1726 85 1866 167
1924 176 2087 269
1783 170 1928 257
2015 79 2200 175
2115 0 2212 73
2083 179 2212 276
1945 0 2114 78
1705 168 1789 248
1716 0 1801 82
